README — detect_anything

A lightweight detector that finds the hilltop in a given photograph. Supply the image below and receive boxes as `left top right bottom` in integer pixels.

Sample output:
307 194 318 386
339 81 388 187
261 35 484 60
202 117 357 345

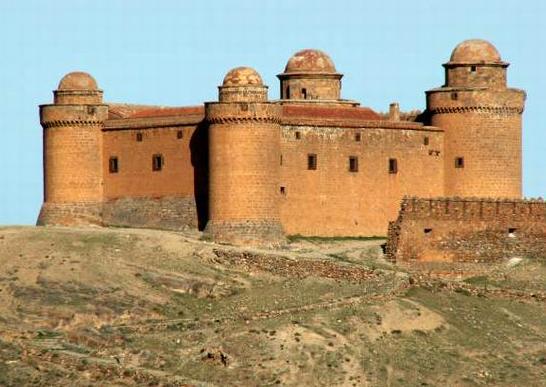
0 226 544 386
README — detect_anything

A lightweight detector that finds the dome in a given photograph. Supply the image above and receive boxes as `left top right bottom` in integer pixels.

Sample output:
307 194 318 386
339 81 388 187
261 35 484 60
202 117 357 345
449 39 502 63
222 67 263 86
58 71 98 90
284 49 337 73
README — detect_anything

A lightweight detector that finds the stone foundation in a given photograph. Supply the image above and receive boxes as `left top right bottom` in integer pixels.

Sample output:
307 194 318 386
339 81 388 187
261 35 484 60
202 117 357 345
204 220 285 246
37 202 104 226
102 196 198 231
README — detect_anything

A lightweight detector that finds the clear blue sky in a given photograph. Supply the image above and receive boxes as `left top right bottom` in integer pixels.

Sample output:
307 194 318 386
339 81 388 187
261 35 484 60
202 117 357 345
0 0 545 225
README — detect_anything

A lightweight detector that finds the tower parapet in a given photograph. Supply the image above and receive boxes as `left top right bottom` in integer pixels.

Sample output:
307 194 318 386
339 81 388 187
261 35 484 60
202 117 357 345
426 39 526 198
204 67 284 245
38 72 108 226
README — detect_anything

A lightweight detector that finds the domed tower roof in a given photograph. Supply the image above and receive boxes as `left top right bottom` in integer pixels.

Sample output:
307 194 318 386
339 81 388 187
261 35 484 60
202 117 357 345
219 67 267 102
54 71 103 104
448 39 504 64
57 71 99 90
284 49 337 74
222 67 263 86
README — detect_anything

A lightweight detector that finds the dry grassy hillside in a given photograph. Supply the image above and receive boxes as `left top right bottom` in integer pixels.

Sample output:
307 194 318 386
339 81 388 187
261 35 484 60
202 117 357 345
0 226 545 386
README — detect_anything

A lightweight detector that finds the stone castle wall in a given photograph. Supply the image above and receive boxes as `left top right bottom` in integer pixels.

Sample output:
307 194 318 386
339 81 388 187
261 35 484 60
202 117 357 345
102 196 198 230
204 101 284 244
428 83 525 199
386 197 546 264
279 125 445 236
102 125 201 199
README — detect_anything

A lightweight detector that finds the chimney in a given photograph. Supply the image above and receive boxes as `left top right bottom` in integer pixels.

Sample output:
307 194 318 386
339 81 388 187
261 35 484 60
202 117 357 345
389 102 400 121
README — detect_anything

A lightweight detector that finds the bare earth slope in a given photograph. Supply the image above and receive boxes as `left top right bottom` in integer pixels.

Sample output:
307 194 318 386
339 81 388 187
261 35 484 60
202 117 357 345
0 226 544 386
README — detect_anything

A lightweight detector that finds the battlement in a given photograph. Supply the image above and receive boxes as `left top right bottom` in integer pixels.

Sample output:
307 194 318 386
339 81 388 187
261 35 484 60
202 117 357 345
399 196 546 221
386 197 546 265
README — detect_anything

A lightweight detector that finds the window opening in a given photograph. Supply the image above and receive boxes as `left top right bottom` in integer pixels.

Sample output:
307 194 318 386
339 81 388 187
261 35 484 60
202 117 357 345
389 158 398 174
349 156 359 172
109 157 119 173
152 154 164 171
455 157 464 168
307 153 317 170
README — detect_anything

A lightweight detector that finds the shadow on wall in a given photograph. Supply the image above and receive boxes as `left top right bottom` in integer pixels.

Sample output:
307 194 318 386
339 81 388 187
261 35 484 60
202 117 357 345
190 120 209 230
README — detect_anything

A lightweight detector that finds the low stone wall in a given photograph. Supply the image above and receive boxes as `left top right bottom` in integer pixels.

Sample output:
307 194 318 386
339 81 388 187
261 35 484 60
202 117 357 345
37 202 104 226
102 196 198 231
203 219 285 247
386 197 546 264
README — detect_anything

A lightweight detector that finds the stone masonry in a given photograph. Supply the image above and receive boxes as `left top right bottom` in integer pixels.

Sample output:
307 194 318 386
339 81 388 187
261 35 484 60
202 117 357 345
38 40 539 255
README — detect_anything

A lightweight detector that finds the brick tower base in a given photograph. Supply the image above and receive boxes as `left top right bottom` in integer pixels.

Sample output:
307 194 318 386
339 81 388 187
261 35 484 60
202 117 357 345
204 220 285 246
36 202 103 227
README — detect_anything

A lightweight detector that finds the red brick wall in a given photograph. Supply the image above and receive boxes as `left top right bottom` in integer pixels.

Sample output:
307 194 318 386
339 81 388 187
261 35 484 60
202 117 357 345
40 104 107 204
102 125 198 199
205 101 284 244
428 88 525 198
279 126 445 236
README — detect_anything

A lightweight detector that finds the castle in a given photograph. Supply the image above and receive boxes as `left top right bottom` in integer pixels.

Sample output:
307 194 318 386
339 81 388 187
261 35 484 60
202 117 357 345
38 39 528 247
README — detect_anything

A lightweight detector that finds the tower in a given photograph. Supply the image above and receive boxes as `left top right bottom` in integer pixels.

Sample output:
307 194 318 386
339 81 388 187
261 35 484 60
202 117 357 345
427 39 526 198
204 67 284 245
37 72 108 225
277 49 342 101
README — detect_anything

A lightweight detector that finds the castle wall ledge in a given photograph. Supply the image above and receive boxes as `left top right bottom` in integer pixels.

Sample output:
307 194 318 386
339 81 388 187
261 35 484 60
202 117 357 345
103 115 204 130
280 118 442 131
42 119 105 129
428 106 524 115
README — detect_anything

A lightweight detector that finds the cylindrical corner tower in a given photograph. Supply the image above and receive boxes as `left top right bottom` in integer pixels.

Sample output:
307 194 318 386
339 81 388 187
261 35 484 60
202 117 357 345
204 67 284 245
277 49 342 101
37 71 108 226
427 39 526 198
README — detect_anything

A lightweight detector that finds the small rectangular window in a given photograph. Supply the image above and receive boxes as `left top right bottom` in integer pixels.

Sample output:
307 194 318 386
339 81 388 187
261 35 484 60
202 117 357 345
455 157 464 168
355 133 361 142
136 132 143 142
152 154 164 171
302 88 307 99
280 186 286 195
109 157 119 174
471 65 477 72
424 228 432 235
280 154 283 166
424 136 429 146
286 86 290 99
307 153 317 170
349 156 358 172
389 158 398 174
177 130 183 139
451 92 458 101
295 131 301 140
